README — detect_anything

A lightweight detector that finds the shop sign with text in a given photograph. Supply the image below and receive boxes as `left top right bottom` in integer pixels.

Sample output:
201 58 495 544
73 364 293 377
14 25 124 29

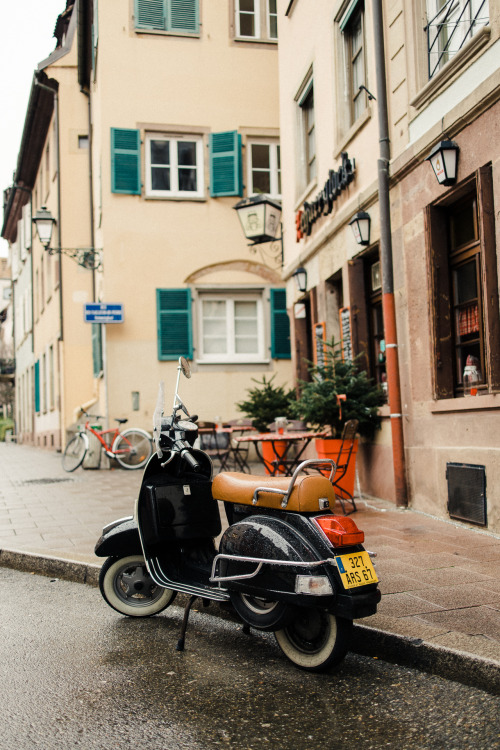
296 152 355 240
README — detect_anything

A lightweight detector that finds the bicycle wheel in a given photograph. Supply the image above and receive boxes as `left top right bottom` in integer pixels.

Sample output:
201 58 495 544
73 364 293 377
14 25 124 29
62 434 88 472
112 429 152 469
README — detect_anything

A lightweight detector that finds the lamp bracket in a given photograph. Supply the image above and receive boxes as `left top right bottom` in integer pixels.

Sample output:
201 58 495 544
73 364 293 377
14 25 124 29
47 247 102 270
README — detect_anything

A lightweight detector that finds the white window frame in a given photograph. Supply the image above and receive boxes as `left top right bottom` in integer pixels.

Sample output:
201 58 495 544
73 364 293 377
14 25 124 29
247 139 281 199
197 292 266 363
267 0 278 39
340 0 367 128
235 0 260 39
297 78 316 190
145 134 204 198
235 0 277 41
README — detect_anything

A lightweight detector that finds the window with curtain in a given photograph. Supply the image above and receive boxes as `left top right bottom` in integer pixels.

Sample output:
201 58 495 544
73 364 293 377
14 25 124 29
199 294 264 362
426 165 500 397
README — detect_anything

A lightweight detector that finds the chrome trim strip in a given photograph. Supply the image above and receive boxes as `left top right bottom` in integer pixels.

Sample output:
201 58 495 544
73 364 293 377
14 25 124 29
148 556 230 601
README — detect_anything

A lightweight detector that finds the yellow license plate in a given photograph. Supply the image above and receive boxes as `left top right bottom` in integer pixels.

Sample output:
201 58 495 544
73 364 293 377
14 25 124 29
336 551 379 589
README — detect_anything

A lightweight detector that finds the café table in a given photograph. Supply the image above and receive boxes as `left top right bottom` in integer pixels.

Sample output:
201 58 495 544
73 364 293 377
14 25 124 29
235 430 327 476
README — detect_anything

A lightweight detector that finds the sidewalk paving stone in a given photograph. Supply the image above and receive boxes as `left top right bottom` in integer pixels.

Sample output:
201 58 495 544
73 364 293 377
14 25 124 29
0 441 499 692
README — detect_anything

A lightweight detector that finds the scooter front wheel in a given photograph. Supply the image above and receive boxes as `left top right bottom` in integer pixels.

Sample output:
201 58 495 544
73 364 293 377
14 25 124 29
274 610 352 672
99 555 176 617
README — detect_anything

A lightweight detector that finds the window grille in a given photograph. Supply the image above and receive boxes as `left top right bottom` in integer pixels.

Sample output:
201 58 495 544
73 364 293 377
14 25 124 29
426 0 489 79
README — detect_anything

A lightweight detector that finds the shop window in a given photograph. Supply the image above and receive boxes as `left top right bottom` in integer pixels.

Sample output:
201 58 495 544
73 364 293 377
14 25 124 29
348 250 387 390
366 259 387 391
426 165 500 398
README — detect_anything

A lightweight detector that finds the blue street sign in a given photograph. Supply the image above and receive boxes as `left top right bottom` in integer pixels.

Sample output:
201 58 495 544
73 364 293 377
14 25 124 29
84 303 124 324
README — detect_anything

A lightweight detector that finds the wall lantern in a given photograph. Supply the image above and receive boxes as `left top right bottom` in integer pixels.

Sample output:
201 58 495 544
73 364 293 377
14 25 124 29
292 266 307 293
32 206 56 247
426 139 459 186
233 194 282 242
33 206 101 270
349 210 371 246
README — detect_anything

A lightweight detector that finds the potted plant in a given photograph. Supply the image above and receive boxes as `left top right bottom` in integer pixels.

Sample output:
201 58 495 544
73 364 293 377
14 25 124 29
236 375 296 473
290 337 385 493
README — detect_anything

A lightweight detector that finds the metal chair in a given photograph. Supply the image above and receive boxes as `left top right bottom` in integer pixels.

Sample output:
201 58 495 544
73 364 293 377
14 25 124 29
197 421 231 472
331 419 359 515
222 418 254 472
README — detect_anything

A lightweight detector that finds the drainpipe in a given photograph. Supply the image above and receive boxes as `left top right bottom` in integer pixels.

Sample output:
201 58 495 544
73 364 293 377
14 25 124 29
35 79 63 341
372 0 408 507
81 87 96 302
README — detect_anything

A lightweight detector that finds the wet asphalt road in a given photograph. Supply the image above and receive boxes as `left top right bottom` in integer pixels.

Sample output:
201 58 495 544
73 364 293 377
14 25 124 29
1 567 499 750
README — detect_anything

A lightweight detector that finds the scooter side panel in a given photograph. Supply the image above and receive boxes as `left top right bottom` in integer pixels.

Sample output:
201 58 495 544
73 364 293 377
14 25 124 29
94 518 142 557
219 515 331 604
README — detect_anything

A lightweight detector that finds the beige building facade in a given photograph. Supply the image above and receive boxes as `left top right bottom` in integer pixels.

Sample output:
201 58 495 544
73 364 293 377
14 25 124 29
278 0 500 532
3 1 292 448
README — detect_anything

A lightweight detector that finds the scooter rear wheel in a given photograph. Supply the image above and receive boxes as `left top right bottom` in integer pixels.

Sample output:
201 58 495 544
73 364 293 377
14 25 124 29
99 555 176 617
230 591 296 632
274 610 352 672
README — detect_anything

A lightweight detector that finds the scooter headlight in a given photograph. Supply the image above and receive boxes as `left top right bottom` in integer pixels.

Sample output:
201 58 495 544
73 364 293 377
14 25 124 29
295 575 333 596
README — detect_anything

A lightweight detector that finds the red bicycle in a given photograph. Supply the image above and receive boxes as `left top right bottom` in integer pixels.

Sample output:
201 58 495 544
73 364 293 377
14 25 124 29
62 410 153 471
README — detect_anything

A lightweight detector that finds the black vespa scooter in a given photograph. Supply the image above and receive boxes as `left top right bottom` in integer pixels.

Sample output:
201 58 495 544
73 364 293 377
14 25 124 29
95 357 380 672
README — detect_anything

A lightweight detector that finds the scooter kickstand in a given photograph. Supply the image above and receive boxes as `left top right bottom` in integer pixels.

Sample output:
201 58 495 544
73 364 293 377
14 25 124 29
176 595 198 652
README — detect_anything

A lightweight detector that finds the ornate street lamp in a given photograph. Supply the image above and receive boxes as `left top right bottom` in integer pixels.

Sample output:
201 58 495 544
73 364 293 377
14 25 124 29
233 194 283 265
33 206 101 270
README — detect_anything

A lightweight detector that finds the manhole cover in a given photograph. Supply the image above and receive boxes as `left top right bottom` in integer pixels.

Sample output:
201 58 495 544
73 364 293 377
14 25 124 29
21 478 74 485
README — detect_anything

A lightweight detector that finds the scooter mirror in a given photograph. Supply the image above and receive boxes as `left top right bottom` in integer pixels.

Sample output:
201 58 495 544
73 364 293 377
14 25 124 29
179 357 191 379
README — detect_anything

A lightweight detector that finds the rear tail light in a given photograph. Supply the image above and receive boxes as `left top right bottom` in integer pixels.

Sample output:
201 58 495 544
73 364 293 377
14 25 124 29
314 515 365 547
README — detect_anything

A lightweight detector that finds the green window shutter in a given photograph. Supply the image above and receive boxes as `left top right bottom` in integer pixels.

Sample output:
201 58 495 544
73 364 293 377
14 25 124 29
169 0 199 32
111 128 141 195
92 0 98 69
270 289 291 359
209 131 242 197
157 288 193 360
135 0 165 29
34 360 40 413
92 323 103 377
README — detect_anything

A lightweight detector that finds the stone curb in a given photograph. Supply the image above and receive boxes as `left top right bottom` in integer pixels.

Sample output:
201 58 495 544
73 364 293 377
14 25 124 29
2 547 498 696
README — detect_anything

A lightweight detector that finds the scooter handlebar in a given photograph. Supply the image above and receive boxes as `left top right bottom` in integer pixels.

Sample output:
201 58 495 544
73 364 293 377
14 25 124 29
180 446 201 472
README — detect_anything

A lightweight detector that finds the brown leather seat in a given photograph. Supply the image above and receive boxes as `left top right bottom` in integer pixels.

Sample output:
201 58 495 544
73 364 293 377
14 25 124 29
212 471 335 513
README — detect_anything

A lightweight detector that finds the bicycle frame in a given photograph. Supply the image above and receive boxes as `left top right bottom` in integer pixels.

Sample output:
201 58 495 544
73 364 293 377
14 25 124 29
82 421 124 458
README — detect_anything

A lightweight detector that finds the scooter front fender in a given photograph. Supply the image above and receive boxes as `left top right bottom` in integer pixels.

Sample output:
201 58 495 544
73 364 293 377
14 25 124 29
94 516 142 557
